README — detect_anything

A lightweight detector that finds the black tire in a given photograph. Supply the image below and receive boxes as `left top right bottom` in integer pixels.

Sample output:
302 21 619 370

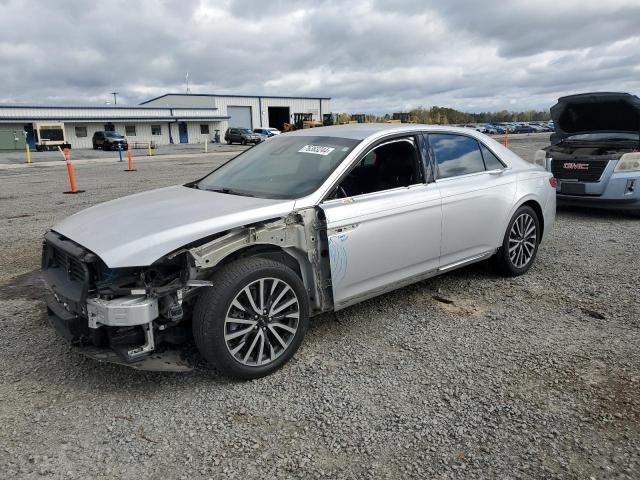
494 205 540 276
226 139 231 144
193 257 309 379
241 138 247 145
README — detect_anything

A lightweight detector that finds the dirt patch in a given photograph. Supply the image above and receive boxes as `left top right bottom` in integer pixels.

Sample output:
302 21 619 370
411 290 487 317
0 269 46 301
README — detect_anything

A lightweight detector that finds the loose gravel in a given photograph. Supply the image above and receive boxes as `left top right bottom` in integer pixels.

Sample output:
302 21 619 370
0 135 639 479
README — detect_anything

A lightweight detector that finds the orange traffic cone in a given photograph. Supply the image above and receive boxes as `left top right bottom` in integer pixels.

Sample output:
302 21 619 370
124 144 136 172
62 148 85 194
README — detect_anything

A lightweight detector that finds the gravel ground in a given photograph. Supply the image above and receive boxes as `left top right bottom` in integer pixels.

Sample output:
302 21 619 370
0 134 639 479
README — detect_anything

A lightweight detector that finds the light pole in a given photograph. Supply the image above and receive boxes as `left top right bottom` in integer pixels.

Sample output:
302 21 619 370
111 92 119 105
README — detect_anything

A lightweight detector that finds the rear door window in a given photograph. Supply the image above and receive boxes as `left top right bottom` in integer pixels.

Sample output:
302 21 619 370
480 144 505 170
429 134 486 179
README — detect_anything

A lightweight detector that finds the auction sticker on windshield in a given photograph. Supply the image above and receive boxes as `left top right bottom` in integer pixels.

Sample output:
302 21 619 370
298 145 335 156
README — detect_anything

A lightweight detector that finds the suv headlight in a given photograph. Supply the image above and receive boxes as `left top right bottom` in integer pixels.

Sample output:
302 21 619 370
533 150 549 167
614 153 640 172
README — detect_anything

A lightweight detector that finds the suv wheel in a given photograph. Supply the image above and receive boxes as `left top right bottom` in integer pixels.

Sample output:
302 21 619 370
241 138 247 145
193 257 309 379
494 205 540 276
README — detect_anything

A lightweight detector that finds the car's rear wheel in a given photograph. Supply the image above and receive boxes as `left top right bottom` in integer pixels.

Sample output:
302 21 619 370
495 205 540 276
193 257 309 379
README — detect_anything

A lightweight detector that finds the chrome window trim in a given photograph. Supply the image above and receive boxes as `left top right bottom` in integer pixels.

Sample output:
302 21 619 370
321 182 431 206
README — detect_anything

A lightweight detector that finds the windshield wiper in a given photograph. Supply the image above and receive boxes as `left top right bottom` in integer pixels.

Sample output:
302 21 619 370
206 187 255 197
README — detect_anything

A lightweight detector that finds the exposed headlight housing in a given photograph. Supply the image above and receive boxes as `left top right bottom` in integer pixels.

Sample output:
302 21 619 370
533 149 549 167
614 152 640 172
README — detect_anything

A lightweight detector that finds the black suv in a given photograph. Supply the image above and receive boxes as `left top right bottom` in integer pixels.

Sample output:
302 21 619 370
92 131 128 150
224 127 262 145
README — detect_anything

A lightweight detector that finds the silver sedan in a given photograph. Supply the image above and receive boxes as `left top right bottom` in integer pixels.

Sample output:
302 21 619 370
42 124 556 378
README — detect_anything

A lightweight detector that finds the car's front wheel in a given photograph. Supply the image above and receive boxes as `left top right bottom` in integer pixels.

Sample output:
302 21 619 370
193 257 309 379
494 205 540 276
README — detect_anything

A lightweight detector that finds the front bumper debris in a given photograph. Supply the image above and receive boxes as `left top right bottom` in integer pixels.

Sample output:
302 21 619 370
46 294 193 372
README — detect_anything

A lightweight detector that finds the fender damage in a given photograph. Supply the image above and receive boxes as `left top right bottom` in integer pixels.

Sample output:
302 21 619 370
43 208 332 371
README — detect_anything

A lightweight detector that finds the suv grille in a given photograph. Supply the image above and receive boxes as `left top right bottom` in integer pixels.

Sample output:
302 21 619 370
551 159 609 182
52 245 87 282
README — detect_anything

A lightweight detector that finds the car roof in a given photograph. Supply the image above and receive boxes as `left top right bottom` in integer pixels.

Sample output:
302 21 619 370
284 123 493 141
285 123 536 172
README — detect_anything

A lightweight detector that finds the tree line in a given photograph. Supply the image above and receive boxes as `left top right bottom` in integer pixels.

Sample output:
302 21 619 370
336 106 550 125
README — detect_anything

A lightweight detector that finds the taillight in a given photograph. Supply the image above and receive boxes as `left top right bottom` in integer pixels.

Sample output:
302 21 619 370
549 176 558 188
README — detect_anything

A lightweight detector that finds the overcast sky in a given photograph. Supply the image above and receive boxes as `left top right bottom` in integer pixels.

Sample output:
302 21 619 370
1 0 639 113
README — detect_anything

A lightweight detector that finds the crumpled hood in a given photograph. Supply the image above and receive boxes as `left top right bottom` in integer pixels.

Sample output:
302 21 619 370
53 185 295 268
551 92 640 139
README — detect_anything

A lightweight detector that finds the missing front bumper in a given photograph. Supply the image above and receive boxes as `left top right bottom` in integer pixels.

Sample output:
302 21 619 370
46 294 193 372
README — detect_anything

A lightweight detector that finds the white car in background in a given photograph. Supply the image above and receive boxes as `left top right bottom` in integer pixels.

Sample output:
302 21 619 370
254 127 281 139
42 124 556 379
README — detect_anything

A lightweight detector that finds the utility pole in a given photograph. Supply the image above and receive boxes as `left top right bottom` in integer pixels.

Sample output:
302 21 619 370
111 92 119 105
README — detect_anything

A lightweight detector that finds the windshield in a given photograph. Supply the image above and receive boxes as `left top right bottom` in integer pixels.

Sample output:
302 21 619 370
105 132 124 139
239 128 253 134
566 132 639 141
197 135 360 199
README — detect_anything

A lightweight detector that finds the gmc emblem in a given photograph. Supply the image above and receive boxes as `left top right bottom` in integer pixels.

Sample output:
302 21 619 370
563 162 589 170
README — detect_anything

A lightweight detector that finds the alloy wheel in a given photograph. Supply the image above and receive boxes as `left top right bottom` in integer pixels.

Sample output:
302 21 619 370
508 213 537 268
224 277 300 367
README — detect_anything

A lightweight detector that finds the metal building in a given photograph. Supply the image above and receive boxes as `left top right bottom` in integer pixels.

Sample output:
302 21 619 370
0 105 227 150
0 93 332 150
141 93 332 134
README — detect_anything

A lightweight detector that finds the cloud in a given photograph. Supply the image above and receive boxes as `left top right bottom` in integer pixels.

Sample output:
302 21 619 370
0 0 638 113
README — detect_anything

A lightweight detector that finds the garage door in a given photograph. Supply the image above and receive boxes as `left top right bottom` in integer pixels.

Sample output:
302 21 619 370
228 106 252 129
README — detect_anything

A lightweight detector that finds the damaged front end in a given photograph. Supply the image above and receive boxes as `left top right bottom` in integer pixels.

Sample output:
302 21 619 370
42 230 196 371
41 207 331 371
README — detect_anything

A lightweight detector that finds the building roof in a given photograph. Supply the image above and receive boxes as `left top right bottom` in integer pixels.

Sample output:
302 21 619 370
0 104 217 111
140 92 331 104
0 104 227 122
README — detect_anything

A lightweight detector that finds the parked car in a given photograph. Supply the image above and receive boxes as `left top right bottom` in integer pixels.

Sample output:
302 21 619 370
535 92 640 212
463 124 485 133
253 127 281 138
92 131 128 150
481 124 498 134
513 124 535 134
225 127 262 145
42 124 556 378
